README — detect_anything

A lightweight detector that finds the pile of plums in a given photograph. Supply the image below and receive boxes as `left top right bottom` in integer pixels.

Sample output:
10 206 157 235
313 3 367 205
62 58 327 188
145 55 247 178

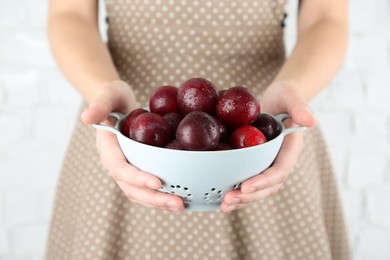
120 77 281 151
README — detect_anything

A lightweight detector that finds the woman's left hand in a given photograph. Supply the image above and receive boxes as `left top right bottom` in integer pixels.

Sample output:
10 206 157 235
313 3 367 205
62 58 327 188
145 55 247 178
220 82 317 212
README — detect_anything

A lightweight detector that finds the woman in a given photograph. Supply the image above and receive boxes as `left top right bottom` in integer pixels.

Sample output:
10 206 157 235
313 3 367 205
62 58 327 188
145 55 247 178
46 0 351 259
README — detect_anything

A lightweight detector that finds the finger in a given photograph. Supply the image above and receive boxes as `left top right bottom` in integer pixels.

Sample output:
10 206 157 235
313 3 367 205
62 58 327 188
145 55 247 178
221 189 243 212
262 85 316 128
221 192 248 212
81 82 134 125
223 189 242 205
221 185 282 212
96 129 162 189
289 103 316 128
81 93 114 124
240 163 286 193
240 132 303 193
237 184 282 204
220 203 246 213
224 183 281 204
116 181 185 212
278 89 316 128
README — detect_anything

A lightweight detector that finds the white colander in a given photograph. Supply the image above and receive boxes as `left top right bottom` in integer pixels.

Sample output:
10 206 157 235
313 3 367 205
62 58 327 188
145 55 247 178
93 112 305 212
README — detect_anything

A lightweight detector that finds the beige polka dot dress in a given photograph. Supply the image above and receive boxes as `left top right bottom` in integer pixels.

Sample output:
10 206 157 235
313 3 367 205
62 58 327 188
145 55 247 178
45 0 352 259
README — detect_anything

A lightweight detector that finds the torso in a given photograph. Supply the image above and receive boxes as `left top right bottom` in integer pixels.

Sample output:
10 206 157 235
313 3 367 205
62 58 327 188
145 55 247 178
105 0 287 105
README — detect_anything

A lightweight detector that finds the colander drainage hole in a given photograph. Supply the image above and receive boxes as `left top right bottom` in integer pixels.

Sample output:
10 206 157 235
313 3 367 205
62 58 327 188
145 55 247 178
203 188 224 203
184 193 192 202
161 185 192 201
233 182 243 190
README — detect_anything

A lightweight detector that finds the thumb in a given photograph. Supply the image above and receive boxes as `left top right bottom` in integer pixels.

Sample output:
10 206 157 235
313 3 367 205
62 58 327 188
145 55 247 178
286 96 316 128
81 92 114 125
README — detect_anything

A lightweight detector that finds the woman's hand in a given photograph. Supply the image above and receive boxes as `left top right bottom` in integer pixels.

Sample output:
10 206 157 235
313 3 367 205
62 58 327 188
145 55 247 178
220 82 317 212
81 80 185 213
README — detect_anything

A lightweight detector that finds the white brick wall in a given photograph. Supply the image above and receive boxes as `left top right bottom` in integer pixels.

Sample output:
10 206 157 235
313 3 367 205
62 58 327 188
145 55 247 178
0 1 389 259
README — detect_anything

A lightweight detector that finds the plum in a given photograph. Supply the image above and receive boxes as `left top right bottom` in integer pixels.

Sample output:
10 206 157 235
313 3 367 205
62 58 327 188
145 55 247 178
252 113 281 141
176 111 221 151
216 86 260 128
177 77 219 115
129 112 172 147
149 85 179 115
230 125 266 149
121 108 148 137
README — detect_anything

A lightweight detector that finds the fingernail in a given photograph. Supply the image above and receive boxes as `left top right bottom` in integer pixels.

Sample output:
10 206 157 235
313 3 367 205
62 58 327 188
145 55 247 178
232 198 241 204
244 187 256 194
80 110 89 122
167 200 179 208
146 180 159 189
225 205 235 212
168 207 181 213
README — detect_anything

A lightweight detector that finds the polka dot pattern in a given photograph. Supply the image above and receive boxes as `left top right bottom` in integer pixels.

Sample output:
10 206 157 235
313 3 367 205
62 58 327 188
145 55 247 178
106 0 287 105
45 1 351 259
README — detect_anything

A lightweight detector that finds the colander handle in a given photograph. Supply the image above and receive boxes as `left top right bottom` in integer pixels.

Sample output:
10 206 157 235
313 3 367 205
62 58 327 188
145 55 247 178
92 112 126 135
275 113 307 136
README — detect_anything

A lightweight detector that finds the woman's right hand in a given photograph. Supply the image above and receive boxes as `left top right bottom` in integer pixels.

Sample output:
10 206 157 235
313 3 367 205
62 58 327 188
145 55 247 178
80 80 185 212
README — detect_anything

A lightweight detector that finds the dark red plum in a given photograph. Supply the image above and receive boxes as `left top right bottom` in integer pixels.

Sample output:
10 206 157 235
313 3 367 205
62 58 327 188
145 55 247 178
215 143 232 151
163 112 183 134
216 86 260 128
176 111 221 151
129 112 172 147
165 139 185 150
149 85 179 115
230 125 266 149
177 77 219 115
121 108 148 137
213 116 228 142
252 113 281 140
